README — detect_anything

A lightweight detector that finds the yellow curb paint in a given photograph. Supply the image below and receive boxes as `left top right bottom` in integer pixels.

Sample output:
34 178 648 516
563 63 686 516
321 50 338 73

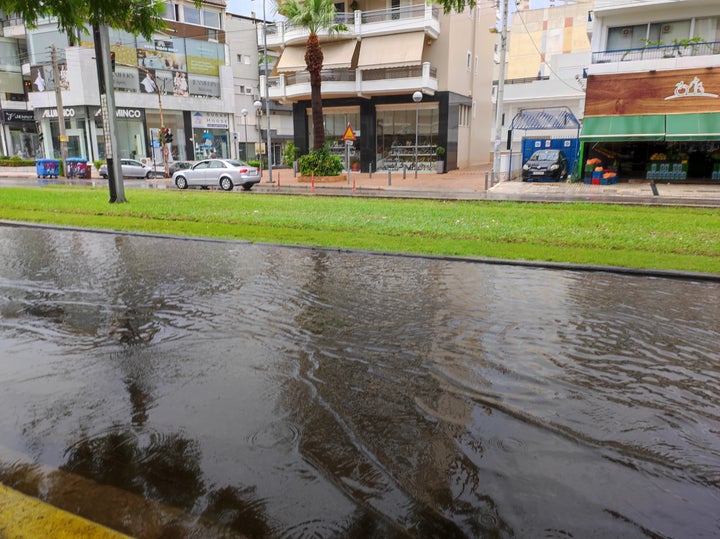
0 484 132 539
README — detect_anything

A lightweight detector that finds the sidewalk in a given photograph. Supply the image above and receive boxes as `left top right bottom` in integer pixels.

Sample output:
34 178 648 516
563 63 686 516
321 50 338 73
3 164 720 206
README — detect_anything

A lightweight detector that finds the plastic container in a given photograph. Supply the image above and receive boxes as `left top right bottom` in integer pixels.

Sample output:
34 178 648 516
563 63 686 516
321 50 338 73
66 157 90 179
35 159 60 178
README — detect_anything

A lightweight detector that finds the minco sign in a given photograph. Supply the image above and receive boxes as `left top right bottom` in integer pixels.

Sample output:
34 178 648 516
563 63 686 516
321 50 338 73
116 108 143 119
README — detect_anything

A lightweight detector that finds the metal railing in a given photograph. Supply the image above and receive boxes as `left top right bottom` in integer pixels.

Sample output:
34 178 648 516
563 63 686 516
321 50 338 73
284 69 357 86
362 65 436 81
592 40 720 63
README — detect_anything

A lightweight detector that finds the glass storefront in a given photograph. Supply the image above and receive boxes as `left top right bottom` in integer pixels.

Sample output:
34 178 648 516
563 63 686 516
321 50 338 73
307 106 360 163
375 104 439 171
91 107 146 161
191 112 230 160
146 110 186 162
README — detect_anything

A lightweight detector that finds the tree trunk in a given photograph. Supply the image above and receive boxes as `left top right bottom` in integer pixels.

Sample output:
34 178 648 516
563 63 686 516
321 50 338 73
306 34 325 151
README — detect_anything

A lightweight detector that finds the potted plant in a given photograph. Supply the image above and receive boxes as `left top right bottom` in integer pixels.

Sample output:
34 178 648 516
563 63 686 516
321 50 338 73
350 157 360 171
435 146 445 174
350 0 359 11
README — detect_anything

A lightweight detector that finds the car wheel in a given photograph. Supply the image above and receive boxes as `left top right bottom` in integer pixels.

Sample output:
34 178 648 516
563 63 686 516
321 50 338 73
220 177 234 191
100 174 107 179
145 170 154 179
175 176 188 189
241 183 254 191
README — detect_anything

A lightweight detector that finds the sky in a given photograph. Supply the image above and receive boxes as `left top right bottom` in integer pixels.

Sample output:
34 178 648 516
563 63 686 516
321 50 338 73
225 0 562 19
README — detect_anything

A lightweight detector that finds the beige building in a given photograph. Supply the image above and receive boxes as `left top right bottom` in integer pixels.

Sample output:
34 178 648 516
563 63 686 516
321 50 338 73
260 1 496 173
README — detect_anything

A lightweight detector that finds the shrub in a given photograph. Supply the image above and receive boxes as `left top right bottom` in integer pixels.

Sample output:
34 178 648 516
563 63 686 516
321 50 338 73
0 155 35 167
298 146 343 177
94 160 104 171
282 142 301 166
435 146 445 159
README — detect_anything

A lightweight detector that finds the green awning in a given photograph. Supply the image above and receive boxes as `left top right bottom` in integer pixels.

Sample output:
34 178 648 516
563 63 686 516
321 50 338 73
580 115 666 142
666 113 720 141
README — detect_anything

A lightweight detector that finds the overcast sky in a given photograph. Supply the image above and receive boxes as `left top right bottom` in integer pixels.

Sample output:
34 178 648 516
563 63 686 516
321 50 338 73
225 0 564 19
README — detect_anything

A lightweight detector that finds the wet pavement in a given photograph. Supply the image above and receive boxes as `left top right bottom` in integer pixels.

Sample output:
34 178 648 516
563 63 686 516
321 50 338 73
1 224 719 538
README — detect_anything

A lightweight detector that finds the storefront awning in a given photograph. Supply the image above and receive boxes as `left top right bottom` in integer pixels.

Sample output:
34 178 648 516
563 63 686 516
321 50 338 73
666 113 720 141
580 115 666 142
276 46 307 73
357 32 424 70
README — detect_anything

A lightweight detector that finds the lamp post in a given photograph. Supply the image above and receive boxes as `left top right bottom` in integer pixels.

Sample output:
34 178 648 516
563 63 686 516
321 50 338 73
260 0 273 182
493 0 509 182
241 108 248 161
412 91 422 179
253 99 263 178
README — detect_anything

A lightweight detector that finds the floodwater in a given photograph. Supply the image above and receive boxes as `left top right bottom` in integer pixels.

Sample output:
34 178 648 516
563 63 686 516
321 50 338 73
0 224 718 538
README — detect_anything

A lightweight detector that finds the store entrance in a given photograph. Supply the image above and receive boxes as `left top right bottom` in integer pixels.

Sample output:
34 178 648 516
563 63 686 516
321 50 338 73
583 141 720 183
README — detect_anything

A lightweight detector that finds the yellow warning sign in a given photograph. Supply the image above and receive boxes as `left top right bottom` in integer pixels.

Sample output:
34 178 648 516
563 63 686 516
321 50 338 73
341 123 356 142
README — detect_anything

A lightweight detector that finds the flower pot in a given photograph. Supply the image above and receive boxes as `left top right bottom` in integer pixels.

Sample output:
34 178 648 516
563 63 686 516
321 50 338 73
436 160 445 174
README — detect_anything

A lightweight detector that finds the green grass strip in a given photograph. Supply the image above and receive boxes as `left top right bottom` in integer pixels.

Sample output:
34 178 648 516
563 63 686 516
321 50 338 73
0 186 718 274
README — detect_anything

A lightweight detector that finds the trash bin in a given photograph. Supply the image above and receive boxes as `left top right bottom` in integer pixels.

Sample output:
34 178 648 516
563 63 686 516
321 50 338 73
66 157 89 179
35 158 60 178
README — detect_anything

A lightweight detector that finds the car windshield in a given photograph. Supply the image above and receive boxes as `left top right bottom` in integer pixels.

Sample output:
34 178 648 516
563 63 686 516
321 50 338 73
530 150 559 161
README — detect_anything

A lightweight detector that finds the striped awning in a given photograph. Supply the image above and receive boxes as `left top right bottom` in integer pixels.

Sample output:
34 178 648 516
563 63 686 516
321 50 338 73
357 32 424 70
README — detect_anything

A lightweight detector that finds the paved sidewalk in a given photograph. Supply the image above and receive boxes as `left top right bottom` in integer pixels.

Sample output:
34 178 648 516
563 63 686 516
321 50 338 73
3 164 720 206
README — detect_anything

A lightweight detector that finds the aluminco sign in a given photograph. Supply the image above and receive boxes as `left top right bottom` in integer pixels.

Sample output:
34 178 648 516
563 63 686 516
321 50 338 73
42 108 76 118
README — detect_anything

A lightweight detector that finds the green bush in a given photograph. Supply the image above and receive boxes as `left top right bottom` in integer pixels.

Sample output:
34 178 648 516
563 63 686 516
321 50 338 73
0 155 35 167
282 142 301 166
248 160 261 169
94 160 104 171
298 146 343 177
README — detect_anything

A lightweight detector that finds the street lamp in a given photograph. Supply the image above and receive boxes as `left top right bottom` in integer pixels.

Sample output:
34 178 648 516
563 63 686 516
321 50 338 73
413 91 422 179
259 0 273 182
241 108 248 161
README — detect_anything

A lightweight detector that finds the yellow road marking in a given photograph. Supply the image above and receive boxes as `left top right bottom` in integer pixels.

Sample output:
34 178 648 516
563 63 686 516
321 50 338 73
0 483 132 539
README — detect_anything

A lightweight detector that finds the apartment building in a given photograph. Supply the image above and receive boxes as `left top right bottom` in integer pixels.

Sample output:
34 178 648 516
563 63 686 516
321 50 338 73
497 2 592 178
1 1 244 166
582 0 720 182
226 12 293 165
259 1 496 173
0 12 34 158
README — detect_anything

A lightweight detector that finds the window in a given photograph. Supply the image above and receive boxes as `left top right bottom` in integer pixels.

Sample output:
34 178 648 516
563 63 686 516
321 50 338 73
237 54 251 64
203 9 221 29
183 6 201 25
459 105 470 127
161 2 175 21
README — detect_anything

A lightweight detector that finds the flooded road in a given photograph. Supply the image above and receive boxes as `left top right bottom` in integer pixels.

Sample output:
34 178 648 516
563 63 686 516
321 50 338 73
0 224 718 538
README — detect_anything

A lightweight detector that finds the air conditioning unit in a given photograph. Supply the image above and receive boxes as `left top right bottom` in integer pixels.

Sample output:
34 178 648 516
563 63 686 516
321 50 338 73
662 24 672 34
244 87 253 94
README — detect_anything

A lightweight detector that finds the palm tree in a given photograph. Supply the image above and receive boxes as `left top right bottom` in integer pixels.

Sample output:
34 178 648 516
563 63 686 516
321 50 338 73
277 0 348 150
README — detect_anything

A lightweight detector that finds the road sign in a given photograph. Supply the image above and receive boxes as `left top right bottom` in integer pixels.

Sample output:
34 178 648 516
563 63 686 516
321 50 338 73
342 123 356 142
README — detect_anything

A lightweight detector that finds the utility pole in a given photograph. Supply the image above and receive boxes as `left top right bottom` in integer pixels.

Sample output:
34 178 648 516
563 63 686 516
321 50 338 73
50 44 68 179
92 24 126 202
492 0 509 181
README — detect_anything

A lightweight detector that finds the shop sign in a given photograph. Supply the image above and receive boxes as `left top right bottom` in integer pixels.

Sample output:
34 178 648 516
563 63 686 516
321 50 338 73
188 75 221 97
41 108 76 119
92 107 145 120
191 112 228 129
2 110 35 123
665 76 719 100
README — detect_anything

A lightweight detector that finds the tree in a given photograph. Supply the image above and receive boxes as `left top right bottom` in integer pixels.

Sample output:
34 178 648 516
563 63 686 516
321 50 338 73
277 0 348 151
0 0 166 39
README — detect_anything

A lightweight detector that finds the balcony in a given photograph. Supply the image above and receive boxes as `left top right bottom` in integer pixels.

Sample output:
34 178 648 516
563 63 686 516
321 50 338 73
590 40 720 74
1 15 26 37
261 4 440 48
264 63 438 103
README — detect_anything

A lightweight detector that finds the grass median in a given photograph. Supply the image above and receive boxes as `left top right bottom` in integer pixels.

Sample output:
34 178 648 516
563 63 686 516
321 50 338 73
1 186 718 274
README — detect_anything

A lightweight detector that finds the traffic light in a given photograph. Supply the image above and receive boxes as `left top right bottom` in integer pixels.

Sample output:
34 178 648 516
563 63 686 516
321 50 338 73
163 128 173 144
110 52 116 72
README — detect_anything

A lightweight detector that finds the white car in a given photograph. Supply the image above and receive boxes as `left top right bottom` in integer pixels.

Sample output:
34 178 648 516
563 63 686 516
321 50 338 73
172 159 262 191
98 159 155 179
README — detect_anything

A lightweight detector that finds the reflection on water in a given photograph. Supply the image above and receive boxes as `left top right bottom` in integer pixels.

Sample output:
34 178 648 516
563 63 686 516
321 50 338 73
0 225 718 538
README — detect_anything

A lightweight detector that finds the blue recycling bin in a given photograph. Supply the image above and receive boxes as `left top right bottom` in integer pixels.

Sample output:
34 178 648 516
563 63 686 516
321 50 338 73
35 158 60 178
66 157 90 179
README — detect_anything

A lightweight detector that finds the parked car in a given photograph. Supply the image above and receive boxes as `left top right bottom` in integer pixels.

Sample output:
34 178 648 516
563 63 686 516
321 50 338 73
168 160 194 175
172 159 261 191
98 158 155 179
522 149 569 181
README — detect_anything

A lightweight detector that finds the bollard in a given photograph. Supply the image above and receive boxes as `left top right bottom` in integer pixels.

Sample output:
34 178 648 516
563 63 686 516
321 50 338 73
650 180 659 196
311 172 315 193
485 171 489 191
403 165 406 180
414 165 418 179
388 170 392 186
369 163 373 179
352 178 356 194
277 174 280 191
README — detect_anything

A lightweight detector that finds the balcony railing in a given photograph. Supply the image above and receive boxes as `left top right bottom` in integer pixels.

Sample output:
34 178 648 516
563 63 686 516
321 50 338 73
262 4 439 46
362 65 436 81
592 40 720 63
